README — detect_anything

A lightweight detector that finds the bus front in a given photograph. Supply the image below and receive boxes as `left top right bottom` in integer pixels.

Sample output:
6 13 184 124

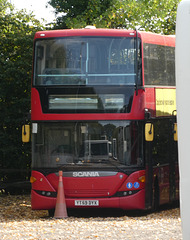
31 29 146 211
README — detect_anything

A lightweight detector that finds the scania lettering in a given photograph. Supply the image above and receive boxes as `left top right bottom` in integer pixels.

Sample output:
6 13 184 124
73 172 100 177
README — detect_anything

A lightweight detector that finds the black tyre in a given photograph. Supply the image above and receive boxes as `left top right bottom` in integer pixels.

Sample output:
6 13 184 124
48 209 55 217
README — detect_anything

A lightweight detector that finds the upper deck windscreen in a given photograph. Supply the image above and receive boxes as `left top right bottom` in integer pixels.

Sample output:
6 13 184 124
34 37 140 86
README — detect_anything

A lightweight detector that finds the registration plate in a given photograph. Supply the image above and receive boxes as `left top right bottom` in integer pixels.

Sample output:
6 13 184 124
75 200 99 206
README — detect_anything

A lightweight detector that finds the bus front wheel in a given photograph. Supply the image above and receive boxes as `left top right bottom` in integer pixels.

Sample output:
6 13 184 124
48 209 55 217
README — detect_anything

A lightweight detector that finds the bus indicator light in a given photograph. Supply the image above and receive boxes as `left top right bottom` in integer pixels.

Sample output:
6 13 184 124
30 176 37 183
138 175 146 183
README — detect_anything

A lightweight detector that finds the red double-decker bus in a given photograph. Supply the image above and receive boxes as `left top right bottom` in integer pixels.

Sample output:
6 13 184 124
27 27 178 213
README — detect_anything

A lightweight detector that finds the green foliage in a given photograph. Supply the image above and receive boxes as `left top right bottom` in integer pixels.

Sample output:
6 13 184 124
0 1 43 185
48 0 114 29
49 0 180 34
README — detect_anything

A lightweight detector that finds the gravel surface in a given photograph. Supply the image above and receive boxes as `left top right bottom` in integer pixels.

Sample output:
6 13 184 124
0 195 182 240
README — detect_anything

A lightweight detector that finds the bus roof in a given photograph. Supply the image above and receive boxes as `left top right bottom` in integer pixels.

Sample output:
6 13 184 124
34 28 175 47
139 31 175 47
34 28 136 39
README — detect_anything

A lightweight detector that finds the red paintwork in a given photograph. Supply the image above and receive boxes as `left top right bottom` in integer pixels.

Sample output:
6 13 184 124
34 29 137 40
31 85 177 121
31 190 57 210
34 29 175 48
31 88 145 121
46 172 127 198
118 170 146 192
31 170 146 210
31 188 145 210
31 171 56 192
144 88 156 116
140 31 175 47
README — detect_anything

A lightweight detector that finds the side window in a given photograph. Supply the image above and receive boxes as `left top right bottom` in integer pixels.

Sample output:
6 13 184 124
143 43 175 86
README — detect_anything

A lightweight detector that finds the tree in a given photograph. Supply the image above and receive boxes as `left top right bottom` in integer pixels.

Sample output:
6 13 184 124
0 0 43 190
48 0 114 29
49 0 180 34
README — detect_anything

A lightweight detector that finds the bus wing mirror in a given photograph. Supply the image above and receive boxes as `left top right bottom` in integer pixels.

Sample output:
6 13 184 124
145 123 154 142
22 125 30 143
174 123 178 141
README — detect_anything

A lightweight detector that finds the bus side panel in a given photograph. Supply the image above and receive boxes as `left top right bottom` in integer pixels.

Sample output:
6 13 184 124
31 88 43 121
144 87 156 117
157 165 170 205
130 89 145 119
175 164 180 200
